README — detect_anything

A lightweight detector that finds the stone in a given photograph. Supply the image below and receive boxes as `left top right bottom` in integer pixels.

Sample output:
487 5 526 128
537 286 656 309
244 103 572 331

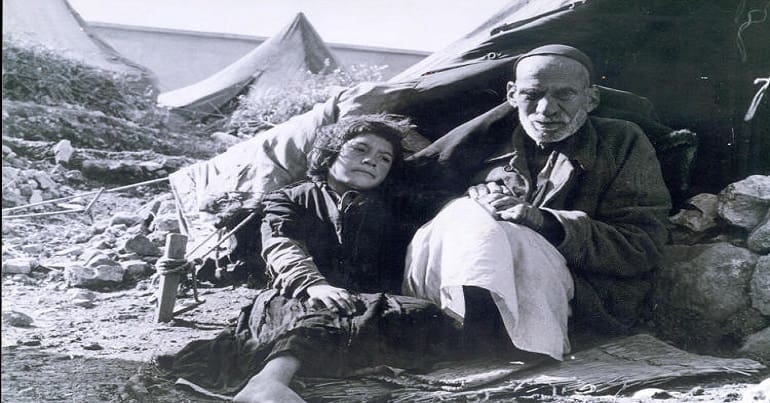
29 189 44 204
157 200 177 215
85 253 120 269
83 342 103 351
65 264 124 288
2 166 21 184
747 209 770 254
92 221 109 235
669 193 719 233
22 244 43 255
152 213 180 233
109 212 143 228
67 289 96 308
653 243 768 350
138 161 163 172
751 255 770 315
717 175 770 230
210 131 241 147
632 389 673 400
656 243 758 322
2 310 34 327
122 260 151 280
2 258 35 274
2 186 27 207
33 172 56 190
94 264 125 282
53 139 74 165
119 234 161 257
738 326 770 362
93 264 124 283
54 246 84 258
89 234 115 249
18 183 33 197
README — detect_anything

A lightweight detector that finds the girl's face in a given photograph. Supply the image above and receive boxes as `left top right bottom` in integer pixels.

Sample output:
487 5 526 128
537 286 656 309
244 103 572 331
328 133 395 193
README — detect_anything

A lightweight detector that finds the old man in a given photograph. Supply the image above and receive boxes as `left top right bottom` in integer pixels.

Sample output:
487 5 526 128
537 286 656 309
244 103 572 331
403 44 672 361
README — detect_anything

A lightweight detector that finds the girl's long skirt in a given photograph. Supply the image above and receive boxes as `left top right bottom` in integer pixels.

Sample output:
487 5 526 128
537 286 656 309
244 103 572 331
159 291 460 396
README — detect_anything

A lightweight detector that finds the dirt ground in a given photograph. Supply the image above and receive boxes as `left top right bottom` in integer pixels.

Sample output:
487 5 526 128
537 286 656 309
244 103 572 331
1 186 768 402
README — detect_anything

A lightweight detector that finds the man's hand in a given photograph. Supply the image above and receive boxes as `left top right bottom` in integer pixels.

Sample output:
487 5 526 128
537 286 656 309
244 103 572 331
498 203 545 231
467 182 512 199
306 284 360 316
468 182 524 217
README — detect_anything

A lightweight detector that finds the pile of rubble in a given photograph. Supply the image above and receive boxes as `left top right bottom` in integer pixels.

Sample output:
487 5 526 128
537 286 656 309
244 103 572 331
2 193 180 293
654 175 770 363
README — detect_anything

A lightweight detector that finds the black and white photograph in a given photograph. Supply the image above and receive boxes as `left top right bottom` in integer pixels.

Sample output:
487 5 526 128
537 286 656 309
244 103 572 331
2 0 769 401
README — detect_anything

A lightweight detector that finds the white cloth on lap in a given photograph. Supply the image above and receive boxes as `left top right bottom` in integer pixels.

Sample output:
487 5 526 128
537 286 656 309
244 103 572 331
403 197 574 360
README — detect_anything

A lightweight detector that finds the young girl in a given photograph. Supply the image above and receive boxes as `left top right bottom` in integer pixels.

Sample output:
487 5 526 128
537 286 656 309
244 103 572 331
160 115 458 402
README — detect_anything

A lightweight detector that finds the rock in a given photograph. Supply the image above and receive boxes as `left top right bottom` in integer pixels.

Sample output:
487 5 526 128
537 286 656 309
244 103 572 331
717 175 770 230
210 131 241 147
2 310 34 327
2 166 21 186
67 289 96 308
89 234 115 249
2 258 35 274
53 246 84 258
33 172 56 190
29 189 43 204
669 193 719 233
2 186 27 207
653 243 765 349
93 265 125 282
632 388 673 399
656 243 758 321
157 200 177 215
738 326 770 362
747 209 770 254
122 260 151 280
83 342 103 351
85 253 120 269
138 161 163 172
92 221 109 235
751 255 770 315
21 244 43 255
64 265 94 287
152 213 180 233
65 264 125 288
53 139 74 165
109 212 143 228
18 337 42 347
119 234 161 257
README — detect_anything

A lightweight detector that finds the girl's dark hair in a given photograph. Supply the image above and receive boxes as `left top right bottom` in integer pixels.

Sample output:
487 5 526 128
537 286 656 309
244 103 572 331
307 114 412 181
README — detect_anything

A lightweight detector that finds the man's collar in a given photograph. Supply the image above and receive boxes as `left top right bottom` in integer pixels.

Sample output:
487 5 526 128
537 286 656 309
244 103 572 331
512 117 598 171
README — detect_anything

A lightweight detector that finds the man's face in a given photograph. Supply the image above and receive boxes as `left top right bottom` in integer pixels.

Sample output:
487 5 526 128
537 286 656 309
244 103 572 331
328 133 394 192
507 55 599 145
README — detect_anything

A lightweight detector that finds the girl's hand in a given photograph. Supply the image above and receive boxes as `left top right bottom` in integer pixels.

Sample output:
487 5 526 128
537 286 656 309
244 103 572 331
306 284 359 315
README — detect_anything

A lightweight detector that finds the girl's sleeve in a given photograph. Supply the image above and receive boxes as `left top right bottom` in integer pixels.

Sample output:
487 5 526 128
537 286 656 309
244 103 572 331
260 189 328 297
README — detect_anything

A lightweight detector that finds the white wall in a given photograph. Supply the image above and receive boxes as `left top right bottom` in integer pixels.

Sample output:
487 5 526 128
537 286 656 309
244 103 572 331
89 23 429 91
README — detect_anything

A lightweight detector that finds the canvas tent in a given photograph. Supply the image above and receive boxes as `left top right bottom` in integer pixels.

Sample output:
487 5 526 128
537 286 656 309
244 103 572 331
157 12 340 120
2 0 158 94
169 0 769 262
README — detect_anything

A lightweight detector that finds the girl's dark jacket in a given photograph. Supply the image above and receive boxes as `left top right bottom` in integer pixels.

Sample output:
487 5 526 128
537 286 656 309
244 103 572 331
260 180 402 298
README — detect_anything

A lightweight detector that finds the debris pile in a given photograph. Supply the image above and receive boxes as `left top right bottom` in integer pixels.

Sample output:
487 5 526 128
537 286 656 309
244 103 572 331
2 193 178 291
2 143 83 208
655 174 770 363
1 38 219 158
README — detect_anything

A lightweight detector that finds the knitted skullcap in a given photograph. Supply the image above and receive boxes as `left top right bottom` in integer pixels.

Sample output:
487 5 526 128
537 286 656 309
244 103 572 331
513 44 595 84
